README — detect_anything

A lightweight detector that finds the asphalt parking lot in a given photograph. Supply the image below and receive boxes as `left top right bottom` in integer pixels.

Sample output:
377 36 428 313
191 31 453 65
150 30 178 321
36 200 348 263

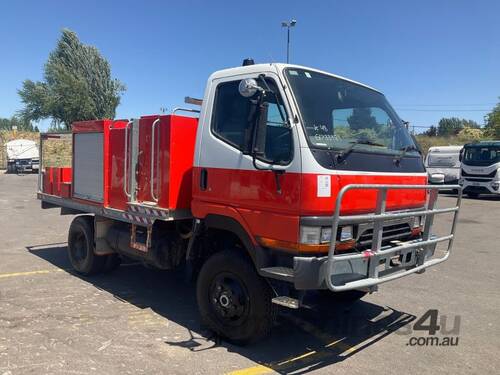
0 173 499 374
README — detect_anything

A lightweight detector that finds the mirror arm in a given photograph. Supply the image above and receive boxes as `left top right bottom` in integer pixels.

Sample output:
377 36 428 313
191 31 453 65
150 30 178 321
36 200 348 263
258 74 289 127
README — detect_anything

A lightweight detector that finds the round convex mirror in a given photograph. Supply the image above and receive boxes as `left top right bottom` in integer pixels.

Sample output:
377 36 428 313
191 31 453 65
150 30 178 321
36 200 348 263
238 78 259 98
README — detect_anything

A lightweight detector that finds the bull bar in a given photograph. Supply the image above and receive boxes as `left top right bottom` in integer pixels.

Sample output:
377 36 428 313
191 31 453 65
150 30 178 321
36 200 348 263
325 184 462 292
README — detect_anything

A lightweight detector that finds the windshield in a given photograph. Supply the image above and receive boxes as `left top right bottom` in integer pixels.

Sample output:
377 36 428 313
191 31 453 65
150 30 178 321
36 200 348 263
463 145 500 166
285 68 418 155
426 152 460 168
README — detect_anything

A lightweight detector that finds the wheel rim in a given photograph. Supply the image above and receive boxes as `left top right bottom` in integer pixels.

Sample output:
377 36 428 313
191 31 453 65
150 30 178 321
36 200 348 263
209 272 250 326
72 232 88 263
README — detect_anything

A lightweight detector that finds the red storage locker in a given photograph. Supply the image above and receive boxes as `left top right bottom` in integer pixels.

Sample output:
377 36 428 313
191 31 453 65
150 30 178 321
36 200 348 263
43 167 53 195
136 115 198 210
61 182 72 198
157 115 198 210
71 119 128 207
52 167 62 196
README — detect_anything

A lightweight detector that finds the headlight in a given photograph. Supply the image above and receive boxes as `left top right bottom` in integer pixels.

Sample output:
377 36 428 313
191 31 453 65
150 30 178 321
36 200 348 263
299 226 321 245
320 227 332 243
300 225 354 244
412 216 422 228
340 225 353 241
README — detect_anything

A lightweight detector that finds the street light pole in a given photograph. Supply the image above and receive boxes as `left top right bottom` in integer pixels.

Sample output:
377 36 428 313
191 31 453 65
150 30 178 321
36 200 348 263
281 19 296 63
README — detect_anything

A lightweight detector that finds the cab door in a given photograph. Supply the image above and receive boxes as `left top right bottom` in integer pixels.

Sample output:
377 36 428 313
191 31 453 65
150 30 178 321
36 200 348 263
193 72 302 245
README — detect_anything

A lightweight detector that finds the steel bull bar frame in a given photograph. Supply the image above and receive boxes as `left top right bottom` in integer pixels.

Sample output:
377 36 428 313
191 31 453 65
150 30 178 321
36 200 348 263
325 184 462 292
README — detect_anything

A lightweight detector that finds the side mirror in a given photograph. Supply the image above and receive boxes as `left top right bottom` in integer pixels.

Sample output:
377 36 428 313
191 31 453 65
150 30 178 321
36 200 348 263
459 148 464 162
239 78 262 98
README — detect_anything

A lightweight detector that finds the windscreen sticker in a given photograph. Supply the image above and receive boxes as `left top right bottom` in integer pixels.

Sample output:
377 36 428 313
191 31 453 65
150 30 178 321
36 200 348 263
317 175 331 197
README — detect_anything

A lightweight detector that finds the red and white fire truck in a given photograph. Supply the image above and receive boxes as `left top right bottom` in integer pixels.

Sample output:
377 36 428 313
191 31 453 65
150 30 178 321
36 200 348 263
38 61 461 344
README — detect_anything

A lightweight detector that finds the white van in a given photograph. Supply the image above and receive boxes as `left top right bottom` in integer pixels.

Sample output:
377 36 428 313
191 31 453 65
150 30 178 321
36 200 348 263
460 141 500 198
5 139 40 173
425 146 462 185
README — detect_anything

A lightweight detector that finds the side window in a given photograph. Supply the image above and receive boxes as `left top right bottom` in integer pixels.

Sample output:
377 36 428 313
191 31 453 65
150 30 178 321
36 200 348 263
212 81 252 149
211 79 292 164
264 100 292 164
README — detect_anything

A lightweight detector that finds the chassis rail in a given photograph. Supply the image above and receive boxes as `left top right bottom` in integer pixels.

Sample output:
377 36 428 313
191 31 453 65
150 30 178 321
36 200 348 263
325 184 461 292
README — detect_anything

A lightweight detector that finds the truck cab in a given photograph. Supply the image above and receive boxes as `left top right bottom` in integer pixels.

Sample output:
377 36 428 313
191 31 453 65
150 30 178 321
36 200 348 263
460 141 500 198
193 63 434 274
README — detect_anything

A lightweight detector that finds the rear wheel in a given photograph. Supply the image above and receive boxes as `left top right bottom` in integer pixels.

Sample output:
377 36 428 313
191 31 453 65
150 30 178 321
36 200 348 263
67 216 105 275
196 250 276 345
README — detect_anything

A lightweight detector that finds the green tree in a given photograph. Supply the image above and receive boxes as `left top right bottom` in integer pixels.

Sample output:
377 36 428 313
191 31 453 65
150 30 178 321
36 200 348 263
484 99 500 138
347 108 379 131
437 117 464 136
18 29 125 130
424 125 438 137
437 117 480 136
0 116 34 131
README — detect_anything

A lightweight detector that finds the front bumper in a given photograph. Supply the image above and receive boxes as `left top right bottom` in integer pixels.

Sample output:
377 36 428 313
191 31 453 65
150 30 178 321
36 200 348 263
462 181 500 194
293 236 438 290
295 184 461 292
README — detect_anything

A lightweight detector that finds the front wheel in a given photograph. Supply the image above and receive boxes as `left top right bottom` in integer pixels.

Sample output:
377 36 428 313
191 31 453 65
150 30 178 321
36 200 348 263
196 250 276 345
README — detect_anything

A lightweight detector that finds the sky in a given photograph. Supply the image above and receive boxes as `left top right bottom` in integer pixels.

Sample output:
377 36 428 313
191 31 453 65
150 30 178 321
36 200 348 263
0 0 499 132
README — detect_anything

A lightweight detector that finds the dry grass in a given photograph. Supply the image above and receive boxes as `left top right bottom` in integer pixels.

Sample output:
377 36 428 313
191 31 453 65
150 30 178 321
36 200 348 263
0 131 72 169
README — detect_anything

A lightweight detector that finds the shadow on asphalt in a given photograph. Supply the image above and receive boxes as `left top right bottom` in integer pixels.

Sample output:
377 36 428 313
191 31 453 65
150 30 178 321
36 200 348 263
27 243 415 374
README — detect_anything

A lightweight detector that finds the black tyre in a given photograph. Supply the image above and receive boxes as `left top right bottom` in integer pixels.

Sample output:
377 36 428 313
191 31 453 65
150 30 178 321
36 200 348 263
196 250 276 345
67 216 105 275
320 289 367 303
467 192 479 199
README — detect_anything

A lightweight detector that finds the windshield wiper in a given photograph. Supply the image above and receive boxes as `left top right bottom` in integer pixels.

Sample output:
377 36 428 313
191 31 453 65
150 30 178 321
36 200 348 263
393 145 421 165
337 139 385 163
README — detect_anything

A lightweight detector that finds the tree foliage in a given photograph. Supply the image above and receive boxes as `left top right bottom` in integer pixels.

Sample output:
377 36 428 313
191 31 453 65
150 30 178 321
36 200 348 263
484 98 500 138
0 116 35 131
347 108 379 131
437 117 479 136
18 29 125 129
424 125 438 137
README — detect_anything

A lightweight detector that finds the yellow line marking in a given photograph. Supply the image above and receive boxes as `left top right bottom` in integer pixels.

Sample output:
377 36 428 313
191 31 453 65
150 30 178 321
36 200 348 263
0 269 65 279
227 314 359 375
225 364 274 375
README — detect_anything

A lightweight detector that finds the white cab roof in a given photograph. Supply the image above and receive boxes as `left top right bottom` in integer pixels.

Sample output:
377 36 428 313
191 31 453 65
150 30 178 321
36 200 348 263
209 63 381 93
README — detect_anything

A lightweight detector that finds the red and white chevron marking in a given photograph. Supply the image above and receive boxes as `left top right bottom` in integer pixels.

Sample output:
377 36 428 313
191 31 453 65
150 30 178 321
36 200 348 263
122 213 154 225
128 204 169 218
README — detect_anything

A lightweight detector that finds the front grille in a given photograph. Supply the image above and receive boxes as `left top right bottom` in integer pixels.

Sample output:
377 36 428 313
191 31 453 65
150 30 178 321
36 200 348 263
465 177 493 182
461 169 497 178
358 223 412 247
464 186 491 194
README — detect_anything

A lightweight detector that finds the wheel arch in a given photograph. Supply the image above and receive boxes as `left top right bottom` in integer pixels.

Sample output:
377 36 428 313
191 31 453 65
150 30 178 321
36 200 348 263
189 214 267 269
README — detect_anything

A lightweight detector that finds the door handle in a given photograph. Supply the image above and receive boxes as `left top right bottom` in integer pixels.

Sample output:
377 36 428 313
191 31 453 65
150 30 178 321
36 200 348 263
200 168 208 191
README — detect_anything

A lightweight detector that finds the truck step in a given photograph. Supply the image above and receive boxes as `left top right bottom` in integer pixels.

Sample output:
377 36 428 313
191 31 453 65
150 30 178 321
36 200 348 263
271 296 300 309
260 267 294 282
128 201 158 207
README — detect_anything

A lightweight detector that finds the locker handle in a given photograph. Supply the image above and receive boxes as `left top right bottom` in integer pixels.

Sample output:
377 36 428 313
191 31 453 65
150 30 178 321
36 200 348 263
123 120 133 198
150 118 160 202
